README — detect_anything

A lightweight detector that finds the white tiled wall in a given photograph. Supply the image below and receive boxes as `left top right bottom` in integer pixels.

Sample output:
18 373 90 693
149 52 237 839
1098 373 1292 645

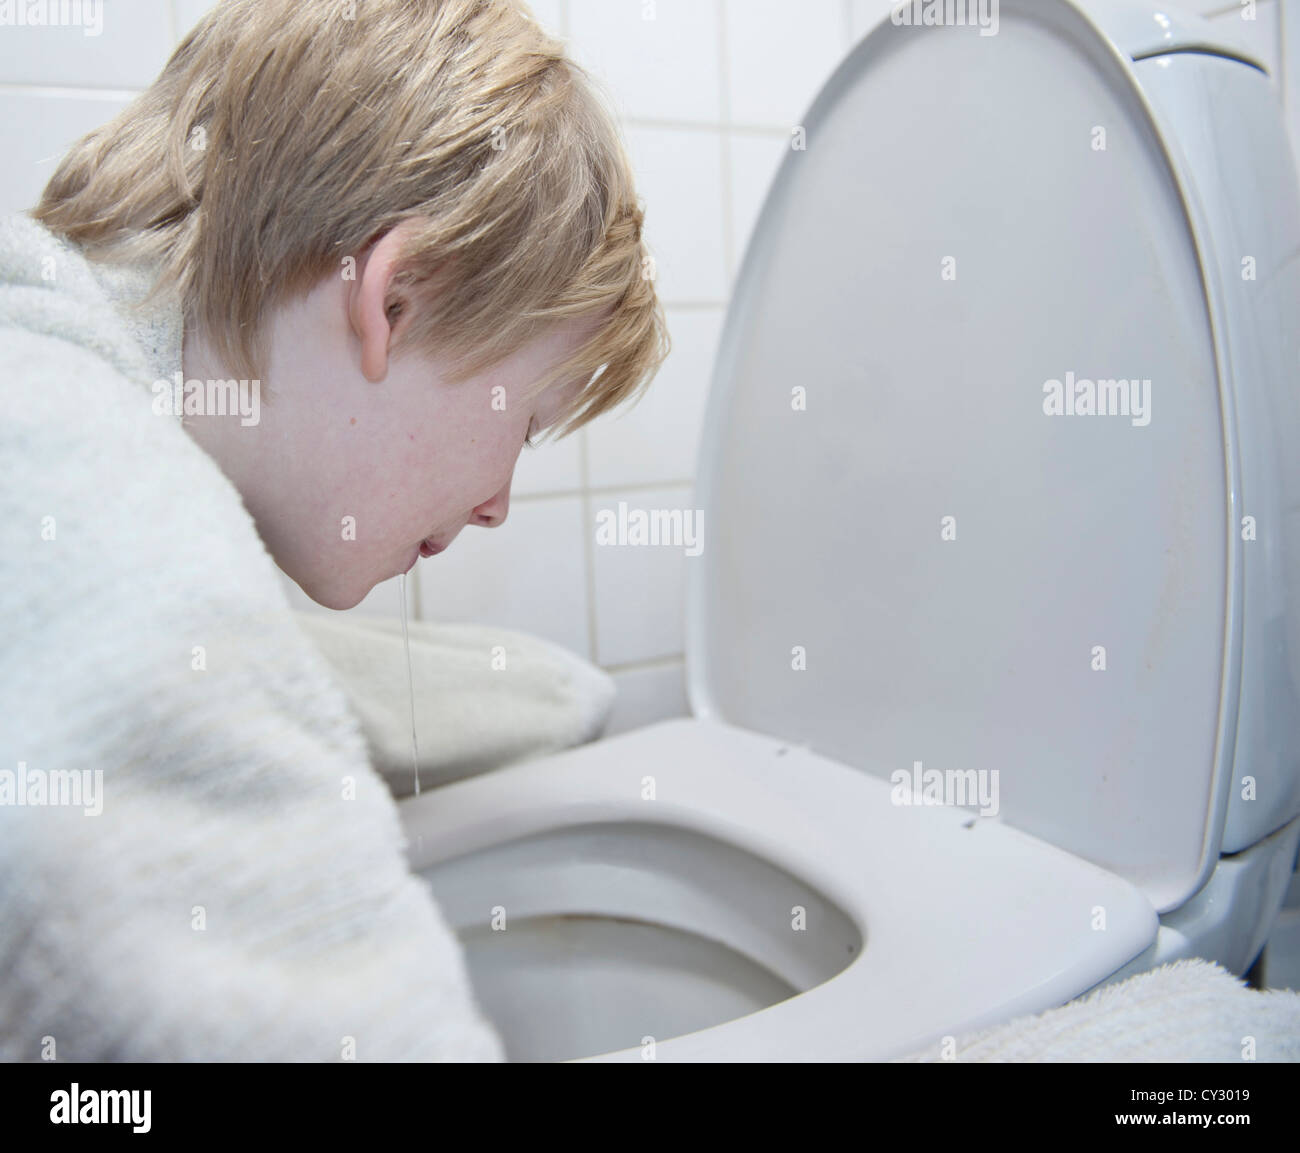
2 0 1295 735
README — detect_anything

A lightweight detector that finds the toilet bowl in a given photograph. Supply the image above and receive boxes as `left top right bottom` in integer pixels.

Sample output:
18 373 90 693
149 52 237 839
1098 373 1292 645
401 0 1300 1061
401 718 1168 1061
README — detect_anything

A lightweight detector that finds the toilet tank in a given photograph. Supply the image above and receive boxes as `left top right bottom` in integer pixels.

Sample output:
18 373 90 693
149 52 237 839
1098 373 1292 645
686 0 1300 914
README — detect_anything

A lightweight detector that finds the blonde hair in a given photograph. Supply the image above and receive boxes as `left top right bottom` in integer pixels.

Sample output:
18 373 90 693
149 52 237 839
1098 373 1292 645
33 0 669 440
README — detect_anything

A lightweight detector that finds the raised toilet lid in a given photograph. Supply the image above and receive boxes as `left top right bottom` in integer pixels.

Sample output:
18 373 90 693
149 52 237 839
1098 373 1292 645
687 0 1245 914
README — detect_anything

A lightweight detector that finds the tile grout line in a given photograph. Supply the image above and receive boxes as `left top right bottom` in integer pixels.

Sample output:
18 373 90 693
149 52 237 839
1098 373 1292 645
603 654 686 676
0 83 141 98
580 430 599 667
514 478 696 502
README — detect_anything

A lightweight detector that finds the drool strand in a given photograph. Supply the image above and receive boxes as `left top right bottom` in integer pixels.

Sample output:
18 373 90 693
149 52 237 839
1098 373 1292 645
398 573 421 796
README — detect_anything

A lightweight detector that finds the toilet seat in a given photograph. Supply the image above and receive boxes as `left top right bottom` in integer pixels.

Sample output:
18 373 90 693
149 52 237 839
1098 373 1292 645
400 718 1156 1061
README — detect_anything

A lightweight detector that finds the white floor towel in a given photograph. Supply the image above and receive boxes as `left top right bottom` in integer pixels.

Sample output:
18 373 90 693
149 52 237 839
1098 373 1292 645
892 959 1300 1062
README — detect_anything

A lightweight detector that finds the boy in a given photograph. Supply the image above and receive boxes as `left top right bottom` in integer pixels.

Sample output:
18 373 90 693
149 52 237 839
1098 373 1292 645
0 0 668 1061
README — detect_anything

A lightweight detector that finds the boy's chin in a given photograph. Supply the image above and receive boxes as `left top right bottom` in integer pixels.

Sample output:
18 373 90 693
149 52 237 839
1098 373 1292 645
278 557 374 611
309 585 370 611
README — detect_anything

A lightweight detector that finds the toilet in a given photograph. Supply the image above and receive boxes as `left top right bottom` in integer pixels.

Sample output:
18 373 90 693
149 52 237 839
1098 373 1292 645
400 0 1300 1061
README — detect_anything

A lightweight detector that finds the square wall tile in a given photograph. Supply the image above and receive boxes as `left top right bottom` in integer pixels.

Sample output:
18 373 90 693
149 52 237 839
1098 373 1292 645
590 484 697 664
512 428 582 495
171 0 214 42
568 0 721 124
604 660 690 734
0 0 173 87
586 307 722 488
415 495 590 657
523 0 565 35
623 124 728 302
724 0 848 127
0 90 134 216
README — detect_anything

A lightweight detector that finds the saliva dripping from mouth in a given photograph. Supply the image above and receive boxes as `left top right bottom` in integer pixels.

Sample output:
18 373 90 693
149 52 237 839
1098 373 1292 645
397 573 421 796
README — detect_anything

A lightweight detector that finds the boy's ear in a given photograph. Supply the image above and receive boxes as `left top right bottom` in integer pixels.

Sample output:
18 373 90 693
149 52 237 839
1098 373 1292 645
347 219 424 383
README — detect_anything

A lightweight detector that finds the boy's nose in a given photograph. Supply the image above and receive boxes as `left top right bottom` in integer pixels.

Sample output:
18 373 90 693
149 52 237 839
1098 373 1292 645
471 475 512 528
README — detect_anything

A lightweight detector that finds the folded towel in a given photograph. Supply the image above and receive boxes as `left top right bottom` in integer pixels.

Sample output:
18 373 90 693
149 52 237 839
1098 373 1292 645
293 611 617 798
892 959 1300 1062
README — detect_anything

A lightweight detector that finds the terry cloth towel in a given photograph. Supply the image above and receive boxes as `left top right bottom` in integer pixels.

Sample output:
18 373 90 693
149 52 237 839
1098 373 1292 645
292 611 616 798
891 959 1300 1062
0 211 606 1061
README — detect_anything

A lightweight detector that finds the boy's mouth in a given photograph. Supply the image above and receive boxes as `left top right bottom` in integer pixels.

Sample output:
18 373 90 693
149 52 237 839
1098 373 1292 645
419 538 445 558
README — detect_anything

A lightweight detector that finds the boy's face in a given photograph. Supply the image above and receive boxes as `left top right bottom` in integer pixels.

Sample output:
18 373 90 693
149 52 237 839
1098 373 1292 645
258 300 594 610
184 250 598 611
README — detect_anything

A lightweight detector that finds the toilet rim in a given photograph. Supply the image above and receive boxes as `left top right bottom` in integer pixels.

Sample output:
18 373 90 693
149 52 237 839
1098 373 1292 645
400 718 1159 1059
